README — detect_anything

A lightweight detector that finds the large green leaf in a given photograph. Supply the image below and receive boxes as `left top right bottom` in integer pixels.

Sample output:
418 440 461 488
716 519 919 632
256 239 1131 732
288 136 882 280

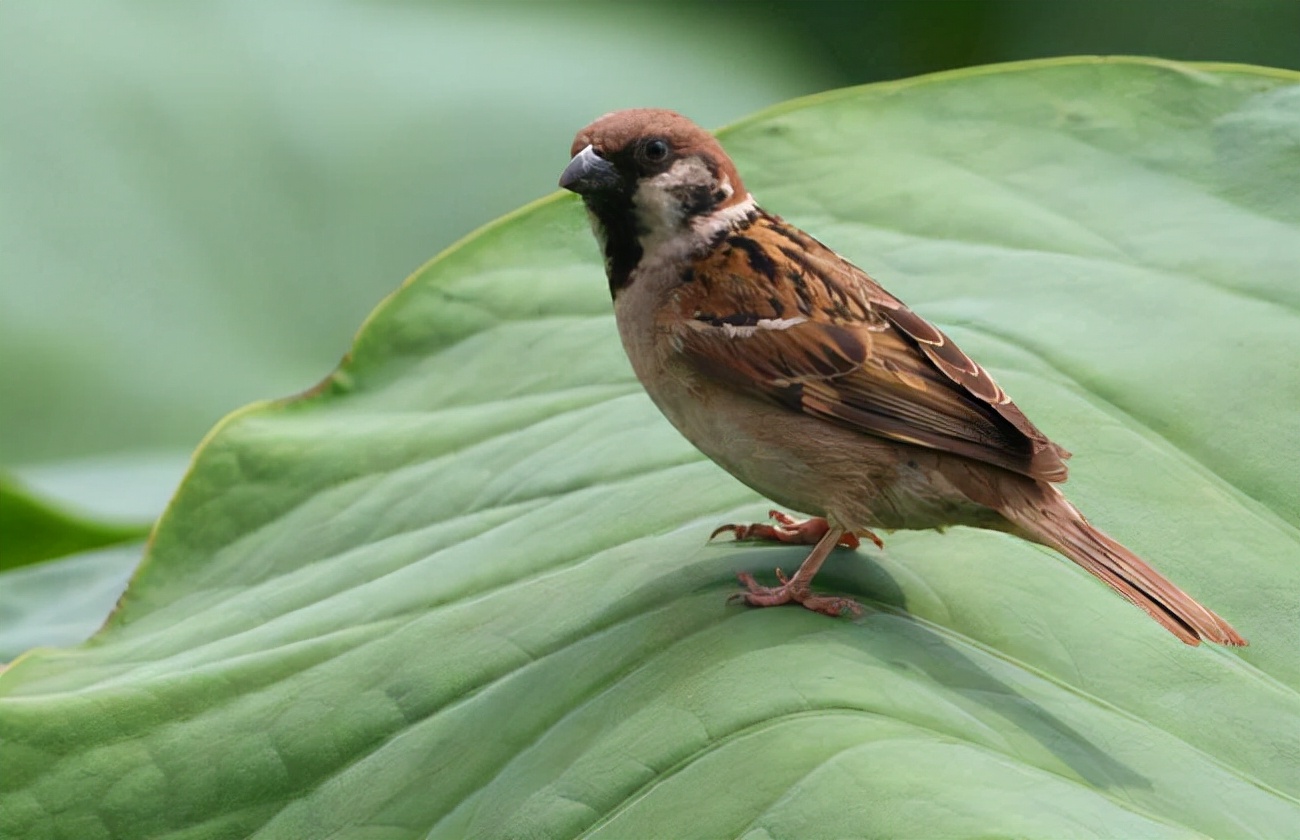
0 0 825 467
3 58 1299 838
0 457 185 658
0 476 149 572
0 544 144 664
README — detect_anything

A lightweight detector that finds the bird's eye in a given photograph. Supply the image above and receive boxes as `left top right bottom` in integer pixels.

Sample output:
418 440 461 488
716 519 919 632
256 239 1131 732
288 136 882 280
642 138 670 163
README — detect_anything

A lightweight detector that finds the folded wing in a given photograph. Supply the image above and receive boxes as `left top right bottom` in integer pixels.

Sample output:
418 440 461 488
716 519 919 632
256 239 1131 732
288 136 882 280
666 214 1070 482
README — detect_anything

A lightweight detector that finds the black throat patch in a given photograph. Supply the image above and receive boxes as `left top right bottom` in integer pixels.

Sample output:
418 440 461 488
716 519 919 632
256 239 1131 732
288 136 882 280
583 158 732 298
583 191 643 297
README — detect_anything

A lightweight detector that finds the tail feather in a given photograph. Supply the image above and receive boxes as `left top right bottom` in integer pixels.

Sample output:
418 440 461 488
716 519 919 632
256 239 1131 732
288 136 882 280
1002 487 1246 647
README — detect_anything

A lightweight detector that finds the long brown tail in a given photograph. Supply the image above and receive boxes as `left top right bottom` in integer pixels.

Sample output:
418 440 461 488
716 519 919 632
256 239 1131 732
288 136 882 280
1001 485 1246 647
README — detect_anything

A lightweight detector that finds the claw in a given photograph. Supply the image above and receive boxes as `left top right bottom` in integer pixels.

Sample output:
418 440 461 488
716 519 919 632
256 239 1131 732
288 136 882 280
726 518 867 618
734 571 863 618
710 510 872 550
709 523 745 541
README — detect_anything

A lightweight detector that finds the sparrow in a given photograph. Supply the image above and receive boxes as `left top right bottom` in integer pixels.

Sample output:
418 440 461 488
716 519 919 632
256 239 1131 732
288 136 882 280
559 108 1245 647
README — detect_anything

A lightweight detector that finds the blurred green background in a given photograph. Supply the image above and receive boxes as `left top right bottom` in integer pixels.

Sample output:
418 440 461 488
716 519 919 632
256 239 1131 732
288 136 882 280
2 0 1298 516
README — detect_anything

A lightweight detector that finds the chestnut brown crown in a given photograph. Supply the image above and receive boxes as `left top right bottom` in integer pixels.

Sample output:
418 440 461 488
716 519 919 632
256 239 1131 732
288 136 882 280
567 109 747 206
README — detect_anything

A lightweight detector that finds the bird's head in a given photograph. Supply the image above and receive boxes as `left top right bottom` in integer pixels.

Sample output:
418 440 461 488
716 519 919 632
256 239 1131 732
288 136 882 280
560 109 752 293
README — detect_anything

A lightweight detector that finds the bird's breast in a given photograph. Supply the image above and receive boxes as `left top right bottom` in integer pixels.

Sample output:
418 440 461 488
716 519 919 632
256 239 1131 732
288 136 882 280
613 277 862 519
611 275 998 533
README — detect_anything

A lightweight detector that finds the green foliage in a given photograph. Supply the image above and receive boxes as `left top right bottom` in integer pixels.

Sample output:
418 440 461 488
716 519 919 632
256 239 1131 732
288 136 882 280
0 545 144 663
0 457 184 661
0 477 148 572
0 0 826 467
733 0 1300 83
0 478 148 662
3 57 1299 839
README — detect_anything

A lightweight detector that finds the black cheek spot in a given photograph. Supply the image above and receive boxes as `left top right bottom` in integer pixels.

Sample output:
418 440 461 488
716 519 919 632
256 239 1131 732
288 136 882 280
677 185 718 217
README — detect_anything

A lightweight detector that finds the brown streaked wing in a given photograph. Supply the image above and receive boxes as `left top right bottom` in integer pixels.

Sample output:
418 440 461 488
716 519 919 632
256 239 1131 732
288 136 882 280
664 213 1071 482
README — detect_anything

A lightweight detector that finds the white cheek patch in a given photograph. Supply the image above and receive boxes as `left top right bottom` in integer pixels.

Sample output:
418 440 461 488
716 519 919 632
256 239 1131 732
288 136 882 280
633 157 716 237
632 183 683 239
655 157 714 190
629 147 759 277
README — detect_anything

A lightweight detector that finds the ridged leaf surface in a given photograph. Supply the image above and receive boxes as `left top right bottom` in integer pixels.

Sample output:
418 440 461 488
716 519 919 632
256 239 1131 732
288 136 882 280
3 58 1299 839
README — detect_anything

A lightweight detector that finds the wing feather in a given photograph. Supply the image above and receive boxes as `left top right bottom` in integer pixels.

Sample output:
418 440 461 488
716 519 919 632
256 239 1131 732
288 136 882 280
665 213 1070 482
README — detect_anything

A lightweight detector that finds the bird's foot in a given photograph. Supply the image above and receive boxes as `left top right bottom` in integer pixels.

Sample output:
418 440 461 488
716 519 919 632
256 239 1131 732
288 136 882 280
711 510 881 549
732 570 863 618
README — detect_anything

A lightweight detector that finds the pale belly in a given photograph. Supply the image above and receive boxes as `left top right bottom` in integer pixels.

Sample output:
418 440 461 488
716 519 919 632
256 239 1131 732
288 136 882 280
615 312 1002 533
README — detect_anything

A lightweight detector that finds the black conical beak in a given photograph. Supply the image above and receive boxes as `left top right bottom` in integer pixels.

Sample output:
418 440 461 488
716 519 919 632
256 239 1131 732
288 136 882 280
559 144 619 194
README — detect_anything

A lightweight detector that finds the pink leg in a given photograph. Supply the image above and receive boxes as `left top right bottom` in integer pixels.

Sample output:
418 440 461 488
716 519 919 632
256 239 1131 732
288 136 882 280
729 522 865 618
711 509 882 550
